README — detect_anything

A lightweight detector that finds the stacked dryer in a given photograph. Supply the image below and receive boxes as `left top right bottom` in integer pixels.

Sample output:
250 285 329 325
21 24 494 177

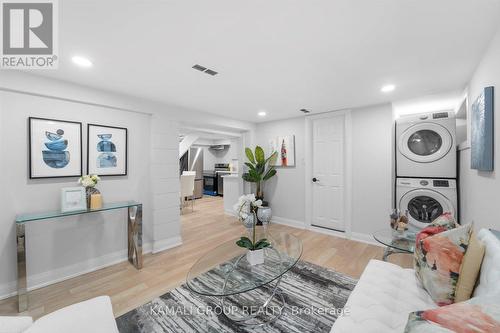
395 111 458 229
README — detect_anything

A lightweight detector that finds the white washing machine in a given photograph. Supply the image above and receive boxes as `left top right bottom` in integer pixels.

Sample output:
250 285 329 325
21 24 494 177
396 178 457 229
396 111 456 178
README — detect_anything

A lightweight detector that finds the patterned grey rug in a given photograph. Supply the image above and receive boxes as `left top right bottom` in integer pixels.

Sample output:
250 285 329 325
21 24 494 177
116 260 357 333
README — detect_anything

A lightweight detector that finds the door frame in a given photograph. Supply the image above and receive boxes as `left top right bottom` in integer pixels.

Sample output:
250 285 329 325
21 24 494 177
305 110 352 235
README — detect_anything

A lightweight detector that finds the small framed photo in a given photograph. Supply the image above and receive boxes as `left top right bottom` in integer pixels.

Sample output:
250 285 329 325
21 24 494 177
29 117 83 179
87 124 128 176
61 187 86 212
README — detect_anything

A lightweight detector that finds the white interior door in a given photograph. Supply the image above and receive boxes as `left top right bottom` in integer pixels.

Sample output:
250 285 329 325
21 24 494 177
311 114 345 231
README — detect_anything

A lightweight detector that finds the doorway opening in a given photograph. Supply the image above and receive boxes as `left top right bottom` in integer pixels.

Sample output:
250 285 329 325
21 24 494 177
178 125 245 218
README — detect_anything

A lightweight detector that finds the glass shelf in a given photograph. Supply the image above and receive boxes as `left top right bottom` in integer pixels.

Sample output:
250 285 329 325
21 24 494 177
16 200 141 224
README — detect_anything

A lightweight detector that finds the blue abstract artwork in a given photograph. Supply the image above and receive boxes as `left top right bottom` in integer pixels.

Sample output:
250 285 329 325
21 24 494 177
471 86 494 171
42 129 70 168
97 134 117 168
29 117 82 179
87 124 127 176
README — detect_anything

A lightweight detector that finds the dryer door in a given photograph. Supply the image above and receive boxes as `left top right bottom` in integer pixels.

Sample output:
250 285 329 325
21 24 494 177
399 189 455 229
398 123 453 163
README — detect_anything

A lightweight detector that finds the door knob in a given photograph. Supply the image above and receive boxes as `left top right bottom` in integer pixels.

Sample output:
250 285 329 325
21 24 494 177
312 177 319 183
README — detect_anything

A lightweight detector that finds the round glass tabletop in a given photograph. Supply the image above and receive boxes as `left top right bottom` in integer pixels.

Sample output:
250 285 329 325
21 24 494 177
186 231 303 297
372 229 417 253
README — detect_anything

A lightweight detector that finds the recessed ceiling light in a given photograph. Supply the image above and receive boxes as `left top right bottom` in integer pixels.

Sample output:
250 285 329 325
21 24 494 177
258 111 267 117
381 84 395 93
72 56 92 68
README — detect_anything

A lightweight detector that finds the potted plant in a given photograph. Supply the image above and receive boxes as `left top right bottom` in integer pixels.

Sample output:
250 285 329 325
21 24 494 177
242 146 277 201
234 194 271 265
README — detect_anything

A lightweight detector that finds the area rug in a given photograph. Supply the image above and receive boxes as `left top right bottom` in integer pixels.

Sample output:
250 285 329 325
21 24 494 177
116 260 357 333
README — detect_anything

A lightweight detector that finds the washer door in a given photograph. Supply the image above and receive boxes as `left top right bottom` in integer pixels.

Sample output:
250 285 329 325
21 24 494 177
399 189 454 229
399 123 453 163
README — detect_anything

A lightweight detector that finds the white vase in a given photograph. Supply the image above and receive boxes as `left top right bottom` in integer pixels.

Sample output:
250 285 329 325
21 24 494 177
246 249 265 266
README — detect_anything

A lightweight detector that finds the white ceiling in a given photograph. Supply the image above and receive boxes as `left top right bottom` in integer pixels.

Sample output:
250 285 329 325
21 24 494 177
37 0 500 123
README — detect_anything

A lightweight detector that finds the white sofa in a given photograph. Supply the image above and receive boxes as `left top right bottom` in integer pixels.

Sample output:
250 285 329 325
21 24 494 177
331 229 500 333
0 296 118 333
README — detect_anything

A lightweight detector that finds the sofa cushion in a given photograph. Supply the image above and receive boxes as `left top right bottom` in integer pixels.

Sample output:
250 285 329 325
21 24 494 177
24 296 118 333
474 229 500 297
331 260 436 333
0 316 33 333
454 230 485 302
414 224 472 306
429 212 458 230
404 294 500 332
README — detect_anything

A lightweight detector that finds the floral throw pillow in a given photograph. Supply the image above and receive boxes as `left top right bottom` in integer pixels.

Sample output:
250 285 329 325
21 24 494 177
404 295 500 333
414 223 472 306
429 212 458 230
414 213 458 244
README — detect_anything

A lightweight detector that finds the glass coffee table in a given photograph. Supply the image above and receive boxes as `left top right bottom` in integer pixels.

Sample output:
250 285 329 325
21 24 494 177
186 231 303 326
373 229 417 261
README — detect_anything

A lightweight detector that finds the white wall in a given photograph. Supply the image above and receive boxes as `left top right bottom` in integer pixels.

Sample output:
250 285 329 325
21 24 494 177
350 104 393 235
254 104 393 236
0 71 254 299
255 117 306 224
0 91 154 297
459 25 500 231
392 90 465 118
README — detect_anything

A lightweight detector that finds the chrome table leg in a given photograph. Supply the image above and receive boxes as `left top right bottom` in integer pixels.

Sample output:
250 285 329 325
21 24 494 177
128 205 143 269
383 247 409 261
17 224 28 312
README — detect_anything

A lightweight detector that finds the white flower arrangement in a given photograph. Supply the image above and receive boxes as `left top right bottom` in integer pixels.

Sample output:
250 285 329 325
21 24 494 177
233 194 262 221
233 194 269 253
78 174 100 188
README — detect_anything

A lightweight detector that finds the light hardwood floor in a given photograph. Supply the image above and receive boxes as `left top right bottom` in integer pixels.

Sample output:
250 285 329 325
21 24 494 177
0 196 411 319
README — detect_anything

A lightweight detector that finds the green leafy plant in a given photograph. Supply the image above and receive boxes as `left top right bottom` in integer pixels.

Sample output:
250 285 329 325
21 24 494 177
242 146 277 200
236 237 270 250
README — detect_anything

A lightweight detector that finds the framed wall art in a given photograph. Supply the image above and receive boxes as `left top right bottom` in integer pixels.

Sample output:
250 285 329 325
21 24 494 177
29 117 83 179
269 135 296 167
87 124 128 176
471 86 494 171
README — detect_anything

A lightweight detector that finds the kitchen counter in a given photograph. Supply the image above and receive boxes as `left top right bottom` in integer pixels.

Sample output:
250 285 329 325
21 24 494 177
223 174 243 215
221 173 239 178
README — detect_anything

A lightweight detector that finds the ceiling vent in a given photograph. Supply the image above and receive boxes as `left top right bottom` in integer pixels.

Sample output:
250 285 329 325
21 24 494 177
192 64 219 76
192 64 206 72
204 69 218 76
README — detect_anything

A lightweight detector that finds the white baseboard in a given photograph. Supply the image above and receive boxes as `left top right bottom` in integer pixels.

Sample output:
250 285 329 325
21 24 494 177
270 216 306 229
350 232 382 247
307 225 382 247
269 216 381 248
0 236 182 301
152 236 182 254
0 244 147 301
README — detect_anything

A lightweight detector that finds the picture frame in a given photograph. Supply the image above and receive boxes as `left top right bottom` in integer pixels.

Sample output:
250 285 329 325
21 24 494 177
87 124 128 176
61 187 87 212
471 86 494 171
29 117 83 179
269 135 296 167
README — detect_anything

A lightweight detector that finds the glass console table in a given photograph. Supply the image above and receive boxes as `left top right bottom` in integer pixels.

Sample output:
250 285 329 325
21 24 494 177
15 201 143 312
